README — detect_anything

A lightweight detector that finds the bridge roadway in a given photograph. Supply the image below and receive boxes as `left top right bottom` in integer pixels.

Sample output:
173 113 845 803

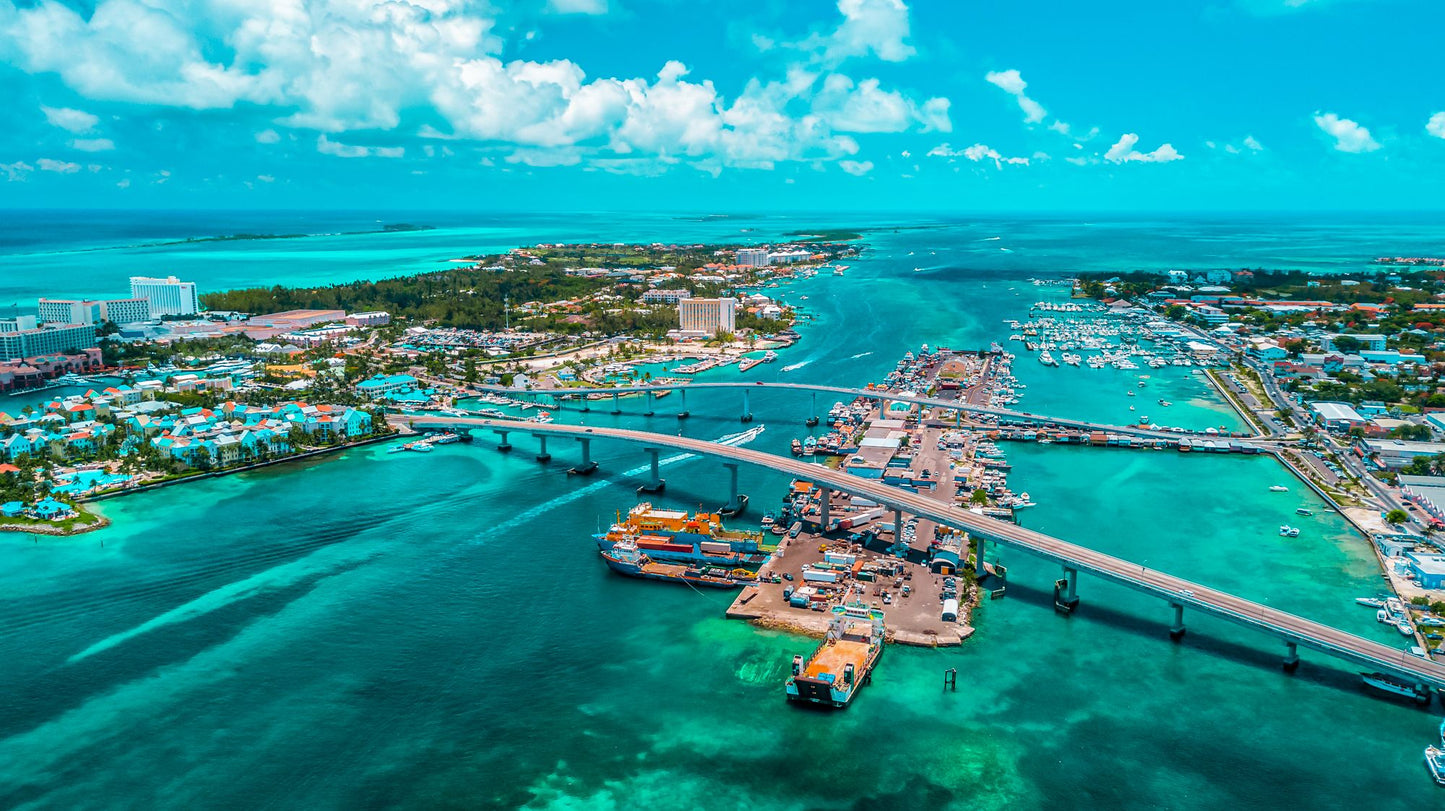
470 382 1247 444
398 414 1445 690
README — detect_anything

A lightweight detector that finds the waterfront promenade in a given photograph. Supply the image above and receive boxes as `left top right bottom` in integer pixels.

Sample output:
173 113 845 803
396 414 1445 691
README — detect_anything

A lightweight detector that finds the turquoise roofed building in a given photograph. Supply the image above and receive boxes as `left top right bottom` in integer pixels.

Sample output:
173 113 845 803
356 374 419 396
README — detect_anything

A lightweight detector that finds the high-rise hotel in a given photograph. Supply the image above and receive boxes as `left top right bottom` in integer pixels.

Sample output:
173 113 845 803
130 275 200 317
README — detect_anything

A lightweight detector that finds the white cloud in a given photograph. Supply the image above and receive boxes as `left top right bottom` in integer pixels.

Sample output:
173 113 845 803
547 0 608 14
1313 112 1380 153
1103 133 1183 164
40 105 97 133
823 0 915 63
928 142 1030 167
839 159 873 175
1 161 33 180
37 157 81 173
815 75 947 133
985 69 1045 124
0 0 947 174
1427 112 1445 140
70 138 114 152
1209 135 1264 155
316 134 403 159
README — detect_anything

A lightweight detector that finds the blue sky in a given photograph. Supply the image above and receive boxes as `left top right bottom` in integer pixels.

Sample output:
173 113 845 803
1 0 1442 211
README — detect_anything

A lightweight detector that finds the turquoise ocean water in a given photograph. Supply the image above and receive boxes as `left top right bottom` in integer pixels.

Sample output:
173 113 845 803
2 213 1444 808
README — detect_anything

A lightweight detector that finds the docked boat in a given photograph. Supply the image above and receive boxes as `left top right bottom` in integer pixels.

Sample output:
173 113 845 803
595 502 772 566
1360 672 1432 704
1399 619 1417 636
1426 746 1445 786
1356 596 1386 609
598 540 745 589
760 512 775 528
791 439 804 456
762 351 779 362
428 431 461 445
785 603 885 708
1269 485 1289 492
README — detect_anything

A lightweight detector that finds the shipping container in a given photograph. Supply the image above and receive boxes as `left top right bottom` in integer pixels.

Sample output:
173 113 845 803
803 569 840 584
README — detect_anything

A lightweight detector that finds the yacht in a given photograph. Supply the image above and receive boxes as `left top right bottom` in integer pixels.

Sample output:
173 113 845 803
1361 672 1431 703
1398 619 1417 636
1427 746 1445 786
1356 596 1386 608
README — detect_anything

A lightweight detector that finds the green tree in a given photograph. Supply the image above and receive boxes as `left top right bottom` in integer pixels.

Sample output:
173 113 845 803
1385 508 1409 525
970 488 989 506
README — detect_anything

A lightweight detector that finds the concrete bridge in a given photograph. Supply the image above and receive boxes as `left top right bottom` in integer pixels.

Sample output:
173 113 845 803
468 381 1249 444
395 414 1445 692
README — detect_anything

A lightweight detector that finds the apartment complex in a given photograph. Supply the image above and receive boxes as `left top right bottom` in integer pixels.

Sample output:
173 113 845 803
736 248 771 268
130 276 200 317
678 298 737 336
38 297 151 325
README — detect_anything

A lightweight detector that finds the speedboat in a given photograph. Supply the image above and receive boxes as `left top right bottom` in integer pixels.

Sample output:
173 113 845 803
761 513 776 528
1419 617 1445 627
1356 596 1386 608
1426 746 1445 786
1279 524 1293 536
1296 508 1313 516
1269 485 1289 492
1398 619 1417 636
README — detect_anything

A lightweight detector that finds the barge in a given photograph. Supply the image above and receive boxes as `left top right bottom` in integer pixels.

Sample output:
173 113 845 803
785 603 885 708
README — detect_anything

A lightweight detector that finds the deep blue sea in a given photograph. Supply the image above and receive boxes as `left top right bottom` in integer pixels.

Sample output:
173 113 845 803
2 211 1444 809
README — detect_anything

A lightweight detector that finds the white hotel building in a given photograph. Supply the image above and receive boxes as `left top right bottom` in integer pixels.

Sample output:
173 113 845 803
130 275 200 317
677 298 737 337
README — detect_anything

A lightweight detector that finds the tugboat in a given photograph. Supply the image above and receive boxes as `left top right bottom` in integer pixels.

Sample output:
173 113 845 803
718 494 750 518
785 603 885 708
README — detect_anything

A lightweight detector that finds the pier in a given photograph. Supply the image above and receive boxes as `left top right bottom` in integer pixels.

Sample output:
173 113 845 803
396 414 1445 691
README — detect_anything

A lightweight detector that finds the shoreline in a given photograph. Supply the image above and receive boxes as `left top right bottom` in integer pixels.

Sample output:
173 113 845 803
83 433 397 504
1201 367 1267 437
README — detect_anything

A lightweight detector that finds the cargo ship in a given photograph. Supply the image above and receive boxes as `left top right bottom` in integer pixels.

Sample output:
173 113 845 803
598 540 748 589
594 502 775 566
785 603 885 708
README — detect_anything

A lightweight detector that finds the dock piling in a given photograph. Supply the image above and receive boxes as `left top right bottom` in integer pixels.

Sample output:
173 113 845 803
1169 602 1186 641
943 668 957 692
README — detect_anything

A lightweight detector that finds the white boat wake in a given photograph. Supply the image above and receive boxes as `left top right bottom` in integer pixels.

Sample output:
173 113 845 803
849 352 872 360
66 426 767 664
781 360 811 372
